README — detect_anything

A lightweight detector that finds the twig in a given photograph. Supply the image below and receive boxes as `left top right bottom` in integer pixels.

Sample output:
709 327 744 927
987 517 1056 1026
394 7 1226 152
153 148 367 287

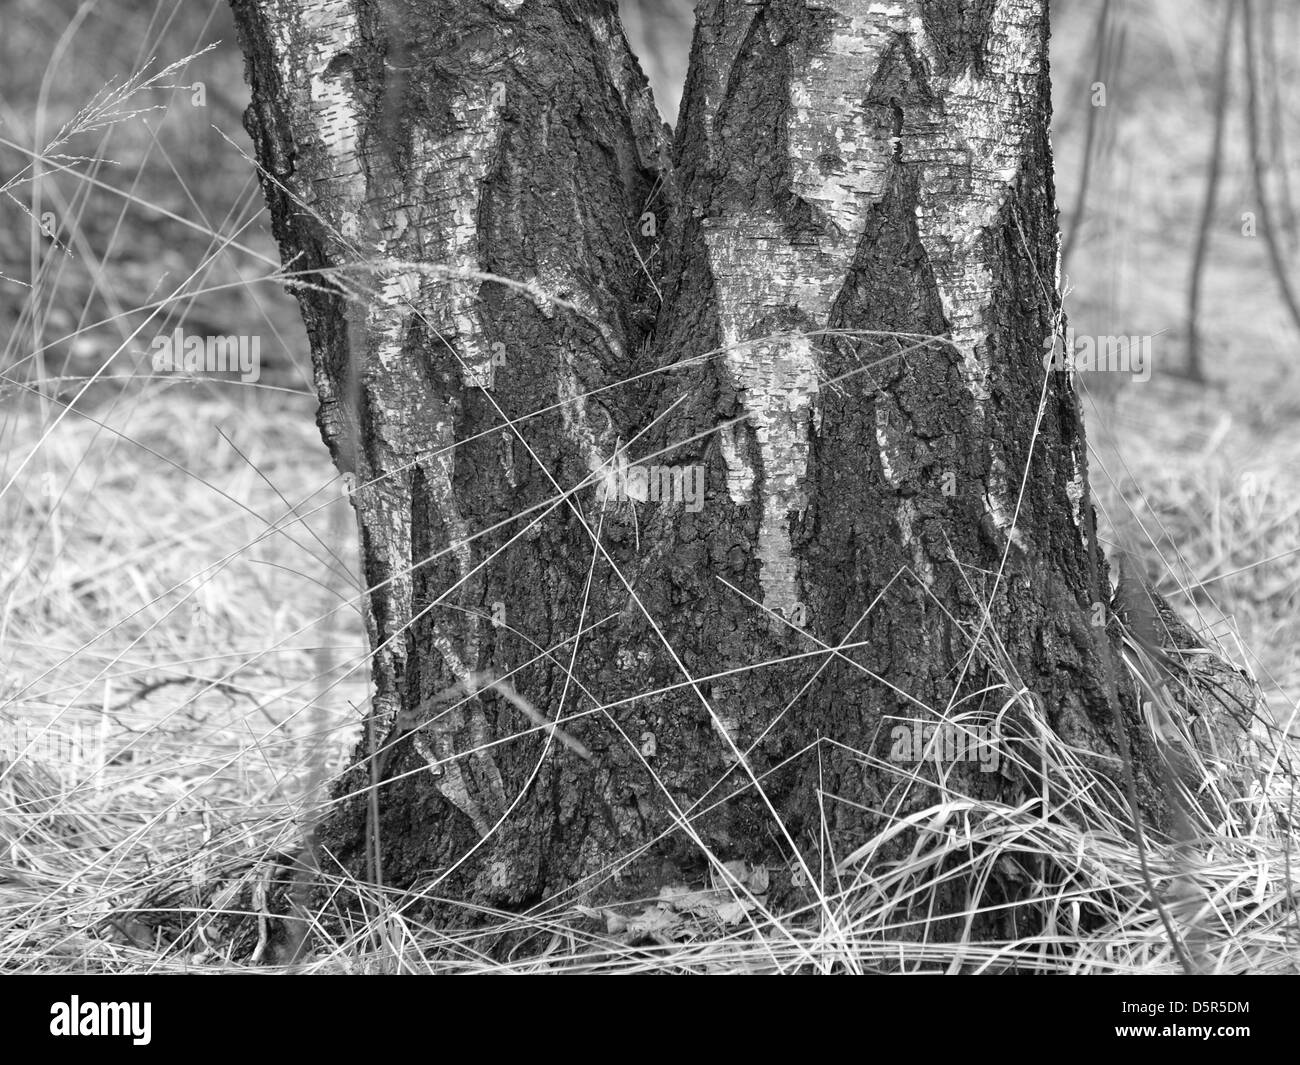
1185 1 1236 382
1060 0 1114 272
1241 0 1300 341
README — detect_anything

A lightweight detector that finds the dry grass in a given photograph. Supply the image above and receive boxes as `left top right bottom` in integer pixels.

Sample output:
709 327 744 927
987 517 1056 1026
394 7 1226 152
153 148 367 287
0 388 367 972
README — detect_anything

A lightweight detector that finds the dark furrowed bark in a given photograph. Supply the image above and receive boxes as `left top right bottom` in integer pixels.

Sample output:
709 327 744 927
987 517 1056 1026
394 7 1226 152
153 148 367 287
230 0 1250 941
641 0 1155 933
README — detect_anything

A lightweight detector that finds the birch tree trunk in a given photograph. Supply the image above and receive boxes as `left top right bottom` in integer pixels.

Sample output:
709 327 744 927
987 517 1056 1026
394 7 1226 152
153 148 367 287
229 0 1250 937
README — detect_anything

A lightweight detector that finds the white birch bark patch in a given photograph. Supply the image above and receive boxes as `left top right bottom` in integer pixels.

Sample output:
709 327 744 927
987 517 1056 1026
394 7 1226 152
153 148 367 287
702 0 1045 615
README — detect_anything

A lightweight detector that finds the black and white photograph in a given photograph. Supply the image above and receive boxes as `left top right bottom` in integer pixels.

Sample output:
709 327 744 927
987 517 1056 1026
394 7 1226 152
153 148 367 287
0 0 1294 1028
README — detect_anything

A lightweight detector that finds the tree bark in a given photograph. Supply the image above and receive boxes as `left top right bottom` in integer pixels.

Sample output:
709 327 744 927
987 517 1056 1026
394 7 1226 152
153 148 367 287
229 0 1251 940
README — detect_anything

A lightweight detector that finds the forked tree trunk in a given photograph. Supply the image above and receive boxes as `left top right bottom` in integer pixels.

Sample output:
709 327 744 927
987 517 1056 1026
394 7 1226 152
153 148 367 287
229 0 1237 935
